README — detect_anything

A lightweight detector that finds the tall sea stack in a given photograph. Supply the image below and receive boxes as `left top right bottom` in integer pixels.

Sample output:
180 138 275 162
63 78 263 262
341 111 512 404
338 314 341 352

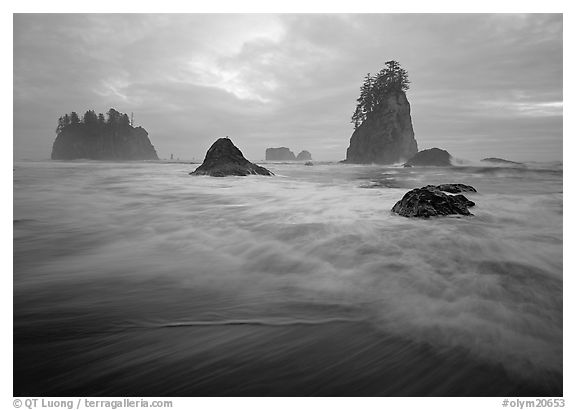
345 90 417 164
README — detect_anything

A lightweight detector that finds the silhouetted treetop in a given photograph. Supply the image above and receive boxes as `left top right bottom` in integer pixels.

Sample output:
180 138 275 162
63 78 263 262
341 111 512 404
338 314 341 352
55 108 135 134
70 112 80 125
106 108 121 125
83 110 98 126
351 61 410 129
56 114 71 134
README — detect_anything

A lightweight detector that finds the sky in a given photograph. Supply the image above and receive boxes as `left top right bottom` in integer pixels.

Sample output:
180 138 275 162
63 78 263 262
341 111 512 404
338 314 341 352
13 13 563 162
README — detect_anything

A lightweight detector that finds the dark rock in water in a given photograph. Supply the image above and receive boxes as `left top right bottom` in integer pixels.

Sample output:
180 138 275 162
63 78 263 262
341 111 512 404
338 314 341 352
304 161 314 166
392 185 475 218
436 183 477 194
51 123 158 160
403 164 413 168
452 194 476 208
266 147 296 161
345 90 418 164
481 157 524 165
192 137 273 177
405 148 452 167
296 150 313 161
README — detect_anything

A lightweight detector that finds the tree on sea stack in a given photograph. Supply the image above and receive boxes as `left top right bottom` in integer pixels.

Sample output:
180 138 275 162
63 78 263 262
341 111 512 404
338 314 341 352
69 111 80 125
344 61 418 164
56 114 71 134
351 60 410 129
51 108 159 160
83 110 98 126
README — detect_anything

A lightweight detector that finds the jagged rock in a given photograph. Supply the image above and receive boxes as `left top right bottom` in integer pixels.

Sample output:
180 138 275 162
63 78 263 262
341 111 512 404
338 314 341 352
296 150 312 161
452 194 476 208
192 137 273 177
435 184 477 194
392 185 476 218
265 147 296 161
481 157 524 165
51 123 158 160
344 90 418 164
405 148 452 167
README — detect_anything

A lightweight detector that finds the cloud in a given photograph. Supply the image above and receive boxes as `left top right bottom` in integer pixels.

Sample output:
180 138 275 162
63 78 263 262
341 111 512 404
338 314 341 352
14 14 562 162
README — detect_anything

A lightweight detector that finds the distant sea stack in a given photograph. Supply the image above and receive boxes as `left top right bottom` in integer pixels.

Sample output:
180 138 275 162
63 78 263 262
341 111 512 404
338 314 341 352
296 150 312 161
404 148 452 167
192 137 273 177
344 61 418 164
265 147 296 161
51 109 158 160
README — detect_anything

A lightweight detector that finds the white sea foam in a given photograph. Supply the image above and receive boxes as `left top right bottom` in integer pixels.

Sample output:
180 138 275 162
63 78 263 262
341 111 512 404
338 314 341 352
14 160 563 388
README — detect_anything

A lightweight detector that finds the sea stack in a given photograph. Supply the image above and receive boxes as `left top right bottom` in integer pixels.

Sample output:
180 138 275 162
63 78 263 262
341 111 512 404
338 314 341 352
265 147 296 161
51 109 159 160
192 137 273 177
345 61 419 164
345 90 418 164
404 148 452 167
296 150 312 161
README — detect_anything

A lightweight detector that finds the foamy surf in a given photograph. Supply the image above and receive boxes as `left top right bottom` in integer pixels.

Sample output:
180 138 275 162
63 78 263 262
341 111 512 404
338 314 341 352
14 160 562 396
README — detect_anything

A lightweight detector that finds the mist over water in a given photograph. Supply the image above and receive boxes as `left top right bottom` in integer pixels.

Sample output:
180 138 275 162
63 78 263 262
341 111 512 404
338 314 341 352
14 160 562 396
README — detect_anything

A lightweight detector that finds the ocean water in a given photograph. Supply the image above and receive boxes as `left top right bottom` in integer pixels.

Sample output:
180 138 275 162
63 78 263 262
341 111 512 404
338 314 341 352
13 160 563 396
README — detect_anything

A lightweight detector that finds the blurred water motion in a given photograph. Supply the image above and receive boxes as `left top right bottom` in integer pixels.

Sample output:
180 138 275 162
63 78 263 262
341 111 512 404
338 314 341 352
14 160 562 396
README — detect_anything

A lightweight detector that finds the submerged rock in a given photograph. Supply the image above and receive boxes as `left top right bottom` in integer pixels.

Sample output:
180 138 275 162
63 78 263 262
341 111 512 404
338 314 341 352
191 137 273 177
392 185 476 218
481 157 524 165
404 148 452 167
296 150 313 161
344 90 418 164
265 147 296 161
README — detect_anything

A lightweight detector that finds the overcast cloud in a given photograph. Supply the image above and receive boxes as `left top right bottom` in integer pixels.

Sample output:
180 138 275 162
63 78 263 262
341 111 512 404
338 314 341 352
13 13 562 162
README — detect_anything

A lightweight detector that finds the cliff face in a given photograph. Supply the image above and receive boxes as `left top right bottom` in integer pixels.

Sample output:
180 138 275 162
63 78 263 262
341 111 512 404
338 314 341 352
51 124 159 160
345 91 418 164
265 147 296 161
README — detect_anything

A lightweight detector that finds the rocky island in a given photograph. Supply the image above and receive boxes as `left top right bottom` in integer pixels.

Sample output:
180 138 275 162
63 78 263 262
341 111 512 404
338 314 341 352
344 61 418 164
51 109 159 160
192 137 273 177
296 150 312 161
404 148 453 167
265 147 296 161
265 148 313 161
